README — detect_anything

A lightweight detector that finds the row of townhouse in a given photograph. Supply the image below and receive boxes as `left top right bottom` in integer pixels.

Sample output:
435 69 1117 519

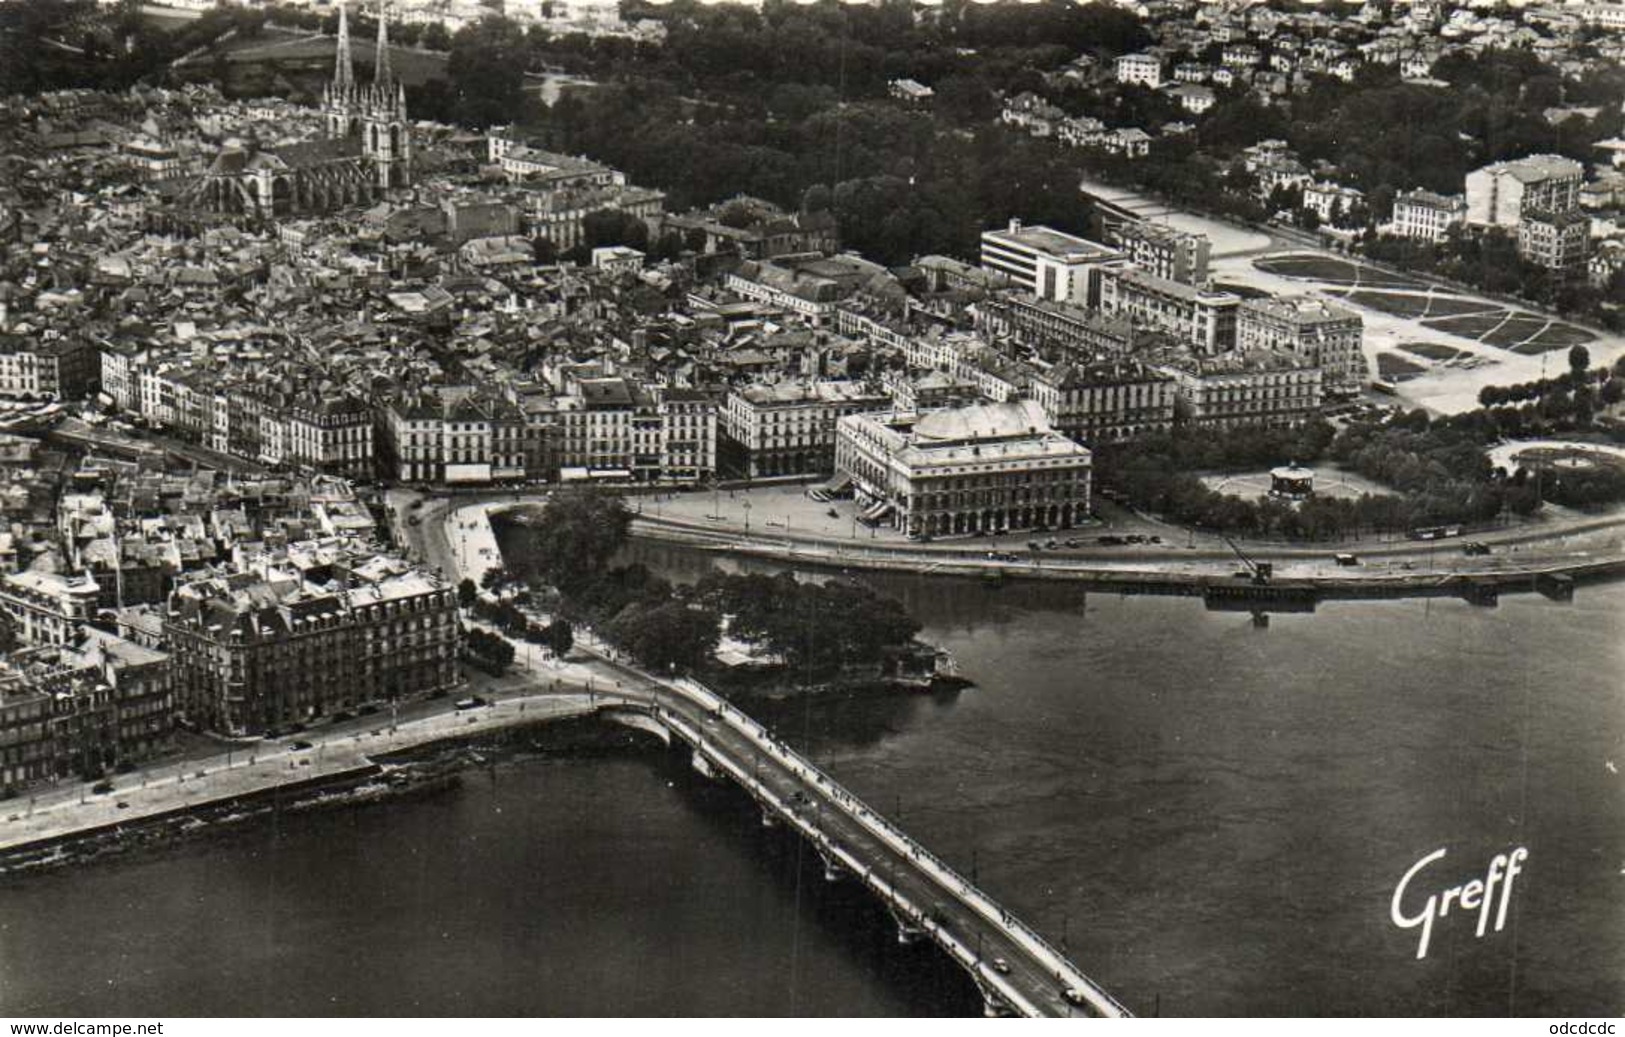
382 379 718 486
0 335 99 399
99 344 374 478
0 632 173 791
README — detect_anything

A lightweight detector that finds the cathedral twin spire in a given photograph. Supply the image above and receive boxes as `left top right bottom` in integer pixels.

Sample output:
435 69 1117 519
329 2 396 102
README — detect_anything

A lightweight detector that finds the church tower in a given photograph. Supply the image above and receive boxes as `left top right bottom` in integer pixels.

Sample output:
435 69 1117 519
358 2 412 190
321 5 359 139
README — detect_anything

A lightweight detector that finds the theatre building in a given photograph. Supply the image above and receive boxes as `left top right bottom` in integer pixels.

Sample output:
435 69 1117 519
834 400 1092 539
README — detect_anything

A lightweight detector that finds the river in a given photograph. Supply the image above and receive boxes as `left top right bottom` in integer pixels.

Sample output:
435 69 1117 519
2 536 1621 1017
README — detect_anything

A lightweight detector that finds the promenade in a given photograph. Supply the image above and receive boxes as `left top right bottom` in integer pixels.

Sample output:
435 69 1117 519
617 482 1625 587
0 690 613 855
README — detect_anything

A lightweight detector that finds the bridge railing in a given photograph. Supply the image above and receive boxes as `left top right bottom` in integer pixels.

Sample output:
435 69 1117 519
538 622 1129 1019
663 673 1130 1019
654 703 1048 1018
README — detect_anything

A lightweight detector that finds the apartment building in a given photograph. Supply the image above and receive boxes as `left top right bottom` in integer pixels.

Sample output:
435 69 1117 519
978 294 1137 358
1155 353 1324 428
1108 220 1212 285
1391 189 1466 242
1236 295 1365 391
1095 265 1241 353
0 336 97 398
1115 53 1165 87
1027 359 1176 445
721 381 890 478
1465 154 1584 227
163 562 460 736
1517 209 1591 276
0 633 173 791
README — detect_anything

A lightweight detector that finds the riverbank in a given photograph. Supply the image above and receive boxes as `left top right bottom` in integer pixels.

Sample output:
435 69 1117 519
0 690 628 869
615 492 1625 588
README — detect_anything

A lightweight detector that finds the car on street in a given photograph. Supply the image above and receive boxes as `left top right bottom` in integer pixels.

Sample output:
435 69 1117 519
1063 988 1086 1007
290 740 314 751
992 957 1011 974
92 781 114 795
1463 541 1491 556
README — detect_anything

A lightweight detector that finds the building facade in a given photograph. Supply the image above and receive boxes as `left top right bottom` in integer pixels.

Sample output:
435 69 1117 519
835 400 1093 539
1236 295 1365 391
1391 189 1466 242
721 381 891 478
979 220 1120 306
1028 360 1176 445
1465 154 1584 228
1517 209 1591 276
1155 354 1323 428
1095 265 1240 353
163 565 459 736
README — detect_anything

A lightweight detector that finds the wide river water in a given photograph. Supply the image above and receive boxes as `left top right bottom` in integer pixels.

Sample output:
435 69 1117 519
2 536 1621 1016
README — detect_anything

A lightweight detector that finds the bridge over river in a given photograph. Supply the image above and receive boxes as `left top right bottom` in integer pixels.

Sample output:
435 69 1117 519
601 668 1131 1018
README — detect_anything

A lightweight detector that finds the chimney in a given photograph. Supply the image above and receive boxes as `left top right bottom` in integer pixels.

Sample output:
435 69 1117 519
1009 218 1022 233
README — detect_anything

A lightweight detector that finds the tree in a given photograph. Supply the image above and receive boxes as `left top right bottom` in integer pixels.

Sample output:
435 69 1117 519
481 567 512 593
445 15 530 127
544 619 574 658
525 489 632 595
458 577 478 608
606 601 719 672
1569 344 1592 377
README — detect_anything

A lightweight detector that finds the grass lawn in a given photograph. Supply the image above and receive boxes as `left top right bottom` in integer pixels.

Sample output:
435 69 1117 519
1482 317 1553 348
1508 323 1599 355
1253 254 1423 289
1422 313 1507 338
1341 290 1430 317
1399 342 1468 361
1420 296 1502 319
1375 352 1428 381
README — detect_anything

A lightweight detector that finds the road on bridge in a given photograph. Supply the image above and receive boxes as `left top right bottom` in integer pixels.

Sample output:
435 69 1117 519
635 673 1124 1018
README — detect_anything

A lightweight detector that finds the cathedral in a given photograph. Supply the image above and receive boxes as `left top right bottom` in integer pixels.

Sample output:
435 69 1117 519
322 2 412 191
182 4 411 221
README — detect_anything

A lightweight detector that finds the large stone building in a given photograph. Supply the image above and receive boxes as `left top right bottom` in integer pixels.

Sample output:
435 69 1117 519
721 381 890 478
0 335 98 399
1154 352 1323 428
979 294 1137 359
181 5 410 219
0 571 102 647
1236 295 1365 391
163 560 459 736
1107 220 1211 285
1465 154 1584 228
1095 265 1241 353
835 400 1093 539
1391 189 1466 242
1517 208 1591 277
980 220 1120 306
1027 359 1176 445
0 632 173 791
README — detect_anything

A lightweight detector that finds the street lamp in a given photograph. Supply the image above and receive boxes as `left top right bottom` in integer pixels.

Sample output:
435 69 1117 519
743 500 751 531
